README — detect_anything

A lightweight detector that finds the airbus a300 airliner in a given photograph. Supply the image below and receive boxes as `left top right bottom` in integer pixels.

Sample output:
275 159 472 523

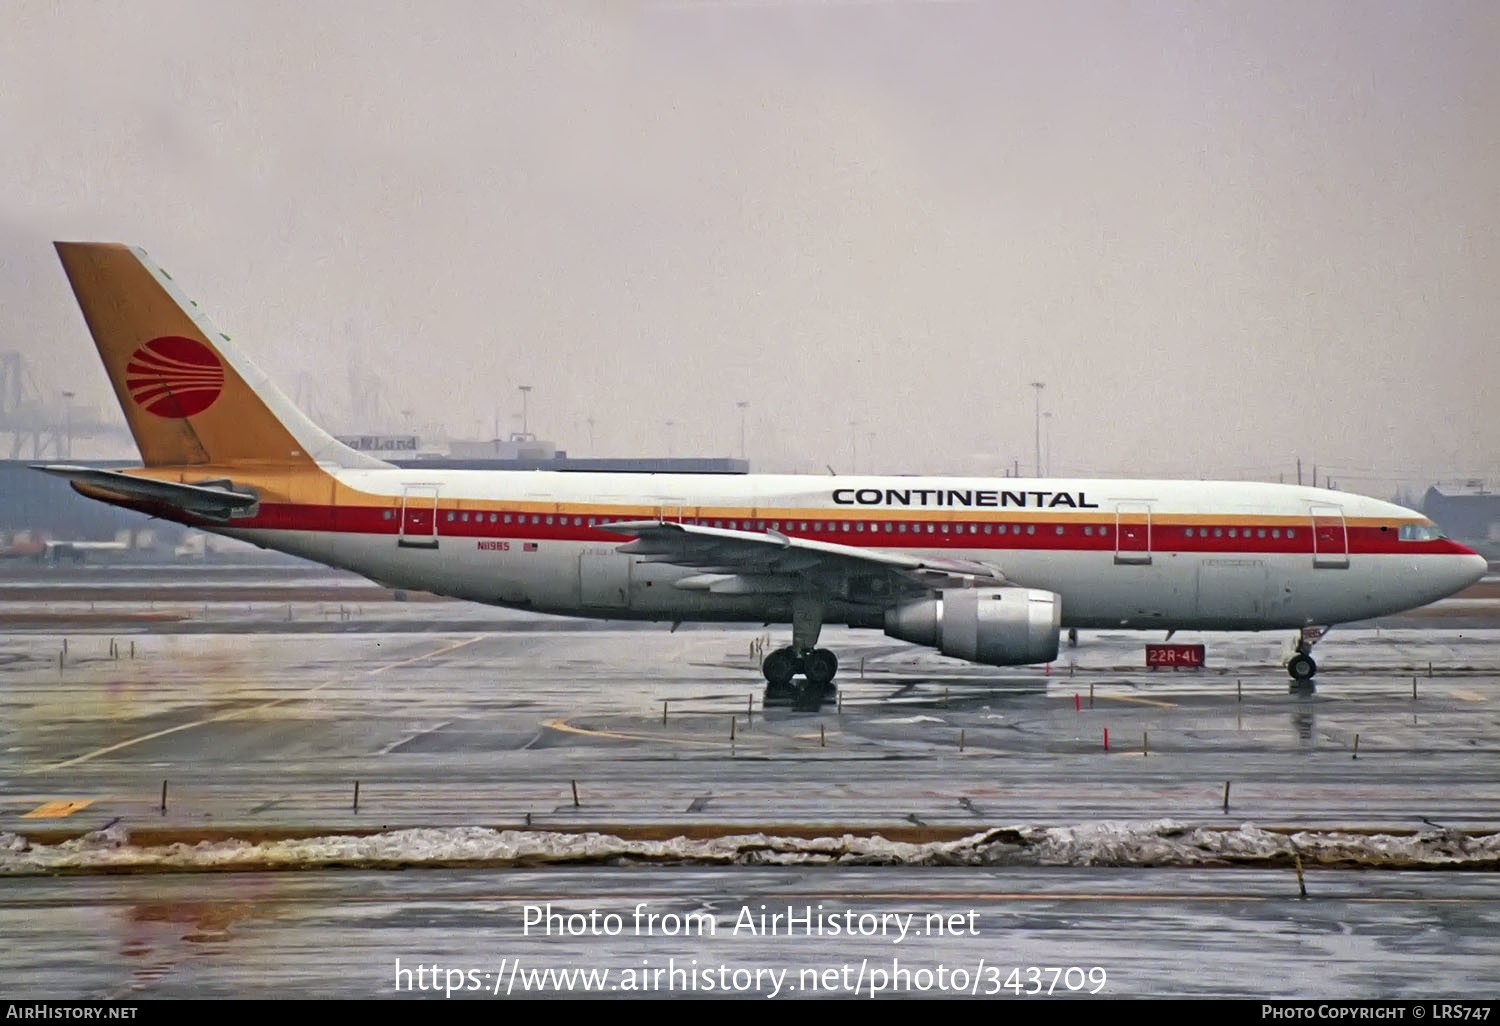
37 243 1486 701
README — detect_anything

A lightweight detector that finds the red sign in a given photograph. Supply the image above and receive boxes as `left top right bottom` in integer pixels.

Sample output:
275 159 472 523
1146 643 1205 668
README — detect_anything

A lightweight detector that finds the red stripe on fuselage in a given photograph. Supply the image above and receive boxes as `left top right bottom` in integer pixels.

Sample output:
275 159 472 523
206 502 1471 558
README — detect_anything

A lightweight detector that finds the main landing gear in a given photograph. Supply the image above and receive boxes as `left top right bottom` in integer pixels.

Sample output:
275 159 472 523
761 596 839 709
762 645 839 695
1286 626 1328 689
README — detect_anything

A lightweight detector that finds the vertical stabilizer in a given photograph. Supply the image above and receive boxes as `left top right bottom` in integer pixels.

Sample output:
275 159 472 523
53 242 389 470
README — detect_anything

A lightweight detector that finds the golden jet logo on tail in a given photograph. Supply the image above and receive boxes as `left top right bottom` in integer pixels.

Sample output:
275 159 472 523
125 335 225 418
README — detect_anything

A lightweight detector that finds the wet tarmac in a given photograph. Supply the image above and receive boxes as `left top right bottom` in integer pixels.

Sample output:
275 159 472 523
3 867 1498 998
2 564 1498 998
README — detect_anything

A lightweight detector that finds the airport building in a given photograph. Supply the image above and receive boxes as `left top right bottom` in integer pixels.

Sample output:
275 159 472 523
1423 482 1500 550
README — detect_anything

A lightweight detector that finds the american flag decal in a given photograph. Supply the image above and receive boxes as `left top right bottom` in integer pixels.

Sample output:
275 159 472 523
523 542 538 551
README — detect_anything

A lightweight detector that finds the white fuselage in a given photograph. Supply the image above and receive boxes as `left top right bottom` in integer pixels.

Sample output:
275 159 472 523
212 471 1486 632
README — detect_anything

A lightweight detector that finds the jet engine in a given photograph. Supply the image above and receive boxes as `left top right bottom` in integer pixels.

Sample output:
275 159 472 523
884 587 1061 666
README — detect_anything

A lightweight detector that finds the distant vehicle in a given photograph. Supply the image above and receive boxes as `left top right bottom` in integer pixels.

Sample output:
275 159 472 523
0 533 46 560
42 539 129 562
0 533 126 561
36 243 1487 700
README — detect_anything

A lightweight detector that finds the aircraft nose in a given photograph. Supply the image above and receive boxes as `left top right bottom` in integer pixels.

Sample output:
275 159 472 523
1460 551 1489 588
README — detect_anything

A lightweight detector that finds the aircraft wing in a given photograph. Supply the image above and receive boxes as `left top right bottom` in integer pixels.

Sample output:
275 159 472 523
31 465 258 521
600 519 1005 599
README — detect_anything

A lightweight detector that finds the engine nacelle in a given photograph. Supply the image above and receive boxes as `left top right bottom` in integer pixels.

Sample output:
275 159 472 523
884 587 1061 666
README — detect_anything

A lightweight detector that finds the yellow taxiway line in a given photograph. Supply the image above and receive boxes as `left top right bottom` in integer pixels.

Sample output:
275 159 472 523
28 636 487 775
21 799 95 819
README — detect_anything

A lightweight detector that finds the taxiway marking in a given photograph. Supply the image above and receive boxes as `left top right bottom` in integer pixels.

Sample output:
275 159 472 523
542 718 737 748
21 799 94 818
28 636 487 774
1091 694 1178 708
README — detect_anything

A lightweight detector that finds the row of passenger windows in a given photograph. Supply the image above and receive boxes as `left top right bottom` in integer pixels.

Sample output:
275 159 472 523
398 510 1074 533
378 511 1315 540
1184 526 1296 539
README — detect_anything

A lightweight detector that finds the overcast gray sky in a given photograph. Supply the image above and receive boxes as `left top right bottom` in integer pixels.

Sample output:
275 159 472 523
2 0 1495 494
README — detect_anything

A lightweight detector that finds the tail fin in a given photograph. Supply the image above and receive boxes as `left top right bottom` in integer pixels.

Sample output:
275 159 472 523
53 242 389 470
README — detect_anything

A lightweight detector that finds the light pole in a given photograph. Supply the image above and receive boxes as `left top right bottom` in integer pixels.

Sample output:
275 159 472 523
665 419 676 457
736 401 749 460
61 391 74 459
586 416 596 456
849 420 859 474
517 385 532 439
1029 381 1045 477
1043 411 1052 477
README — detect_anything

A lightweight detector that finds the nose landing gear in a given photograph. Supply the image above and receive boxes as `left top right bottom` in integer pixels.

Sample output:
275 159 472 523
1286 626 1327 690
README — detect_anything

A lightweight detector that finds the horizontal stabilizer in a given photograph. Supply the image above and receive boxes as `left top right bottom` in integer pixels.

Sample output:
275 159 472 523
32 465 259 521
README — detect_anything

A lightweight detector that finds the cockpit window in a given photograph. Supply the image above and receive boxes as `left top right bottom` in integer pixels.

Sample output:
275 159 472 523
1398 524 1446 541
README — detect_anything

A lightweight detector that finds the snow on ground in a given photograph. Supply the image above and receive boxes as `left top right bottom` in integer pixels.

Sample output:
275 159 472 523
2 820 1497 874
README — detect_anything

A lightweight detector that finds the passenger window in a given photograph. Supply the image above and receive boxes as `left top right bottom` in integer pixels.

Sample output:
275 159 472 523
1286 528 1295 538
1271 528 1280 538
1099 526 1109 537
503 514 512 524
939 523 949 534
1026 524 1035 535
885 523 893 533
1257 528 1266 538
855 522 864 532
898 523 907 533
983 524 992 534
842 522 850 532
997 524 1006 535
1213 528 1223 538
446 512 455 522
1184 527 1193 538
1228 528 1236 538
1084 526 1093 536
1055 525 1064 535
532 515 541 525
382 510 392 521
544 516 553 525
926 523 935 533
